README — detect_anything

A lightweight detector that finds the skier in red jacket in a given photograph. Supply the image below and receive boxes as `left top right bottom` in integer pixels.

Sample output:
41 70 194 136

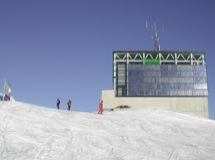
98 100 103 114
56 98 60 110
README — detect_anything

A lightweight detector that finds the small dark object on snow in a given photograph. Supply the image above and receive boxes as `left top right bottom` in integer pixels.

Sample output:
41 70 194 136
110 105 131 111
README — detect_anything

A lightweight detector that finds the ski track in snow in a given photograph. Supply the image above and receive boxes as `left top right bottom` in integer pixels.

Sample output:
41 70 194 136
0 101 215 160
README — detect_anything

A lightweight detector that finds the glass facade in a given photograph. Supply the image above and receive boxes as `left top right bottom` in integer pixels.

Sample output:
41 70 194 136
127 65 208 96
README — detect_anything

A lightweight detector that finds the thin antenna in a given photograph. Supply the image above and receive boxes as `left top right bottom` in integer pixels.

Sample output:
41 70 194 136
146 21 164 51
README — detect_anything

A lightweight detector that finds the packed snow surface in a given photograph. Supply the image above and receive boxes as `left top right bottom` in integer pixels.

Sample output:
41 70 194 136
0 102 215 160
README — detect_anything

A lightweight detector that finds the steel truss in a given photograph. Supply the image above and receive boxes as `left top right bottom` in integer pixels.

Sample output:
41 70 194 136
113 51 205 65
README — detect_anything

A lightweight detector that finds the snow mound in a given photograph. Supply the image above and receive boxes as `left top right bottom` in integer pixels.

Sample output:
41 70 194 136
0 101 215 160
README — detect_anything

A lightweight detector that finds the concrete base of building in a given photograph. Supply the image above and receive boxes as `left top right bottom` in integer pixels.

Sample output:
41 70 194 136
101 90 209 119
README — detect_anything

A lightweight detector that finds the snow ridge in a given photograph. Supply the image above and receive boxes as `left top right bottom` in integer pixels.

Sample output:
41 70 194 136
0 101 215 160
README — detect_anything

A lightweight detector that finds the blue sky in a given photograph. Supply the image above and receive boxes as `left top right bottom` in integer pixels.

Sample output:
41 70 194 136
1 0 215 120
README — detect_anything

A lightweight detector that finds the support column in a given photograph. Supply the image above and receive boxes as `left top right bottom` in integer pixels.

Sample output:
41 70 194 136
175 53 177 65
191 53 193 65
159 53 161 64
114 54 117 96
202 54 205 65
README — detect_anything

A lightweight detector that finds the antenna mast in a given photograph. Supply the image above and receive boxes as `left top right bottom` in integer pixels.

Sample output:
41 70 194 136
146 22 164 51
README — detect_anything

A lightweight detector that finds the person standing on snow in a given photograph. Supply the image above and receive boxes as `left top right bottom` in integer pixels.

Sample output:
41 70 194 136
56 98 60 110
67 100 72 111
98 100 103 114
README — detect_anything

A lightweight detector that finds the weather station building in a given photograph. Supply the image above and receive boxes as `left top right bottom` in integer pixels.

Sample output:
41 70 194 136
101 23 209 118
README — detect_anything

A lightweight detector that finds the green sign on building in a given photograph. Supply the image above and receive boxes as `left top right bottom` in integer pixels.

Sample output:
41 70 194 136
143 59 161 65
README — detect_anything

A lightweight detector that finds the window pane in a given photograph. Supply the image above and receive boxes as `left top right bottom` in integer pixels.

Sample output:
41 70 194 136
168 65 177 71
181 72 193 76
177 83 193 89
193 65 206 71
177 78 193 83
193 71 207 76
161 65 168 70
177 65 193 71
193 77 207 83
194 83 207 89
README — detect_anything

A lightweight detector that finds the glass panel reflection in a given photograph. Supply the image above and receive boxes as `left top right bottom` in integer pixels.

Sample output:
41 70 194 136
193 71 207 76
127 64 208 96
193 77 207 83
193 65 206 71
194 83 207 89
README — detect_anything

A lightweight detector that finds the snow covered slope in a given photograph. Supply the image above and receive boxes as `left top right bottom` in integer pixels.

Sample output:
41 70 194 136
0 101 215 160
